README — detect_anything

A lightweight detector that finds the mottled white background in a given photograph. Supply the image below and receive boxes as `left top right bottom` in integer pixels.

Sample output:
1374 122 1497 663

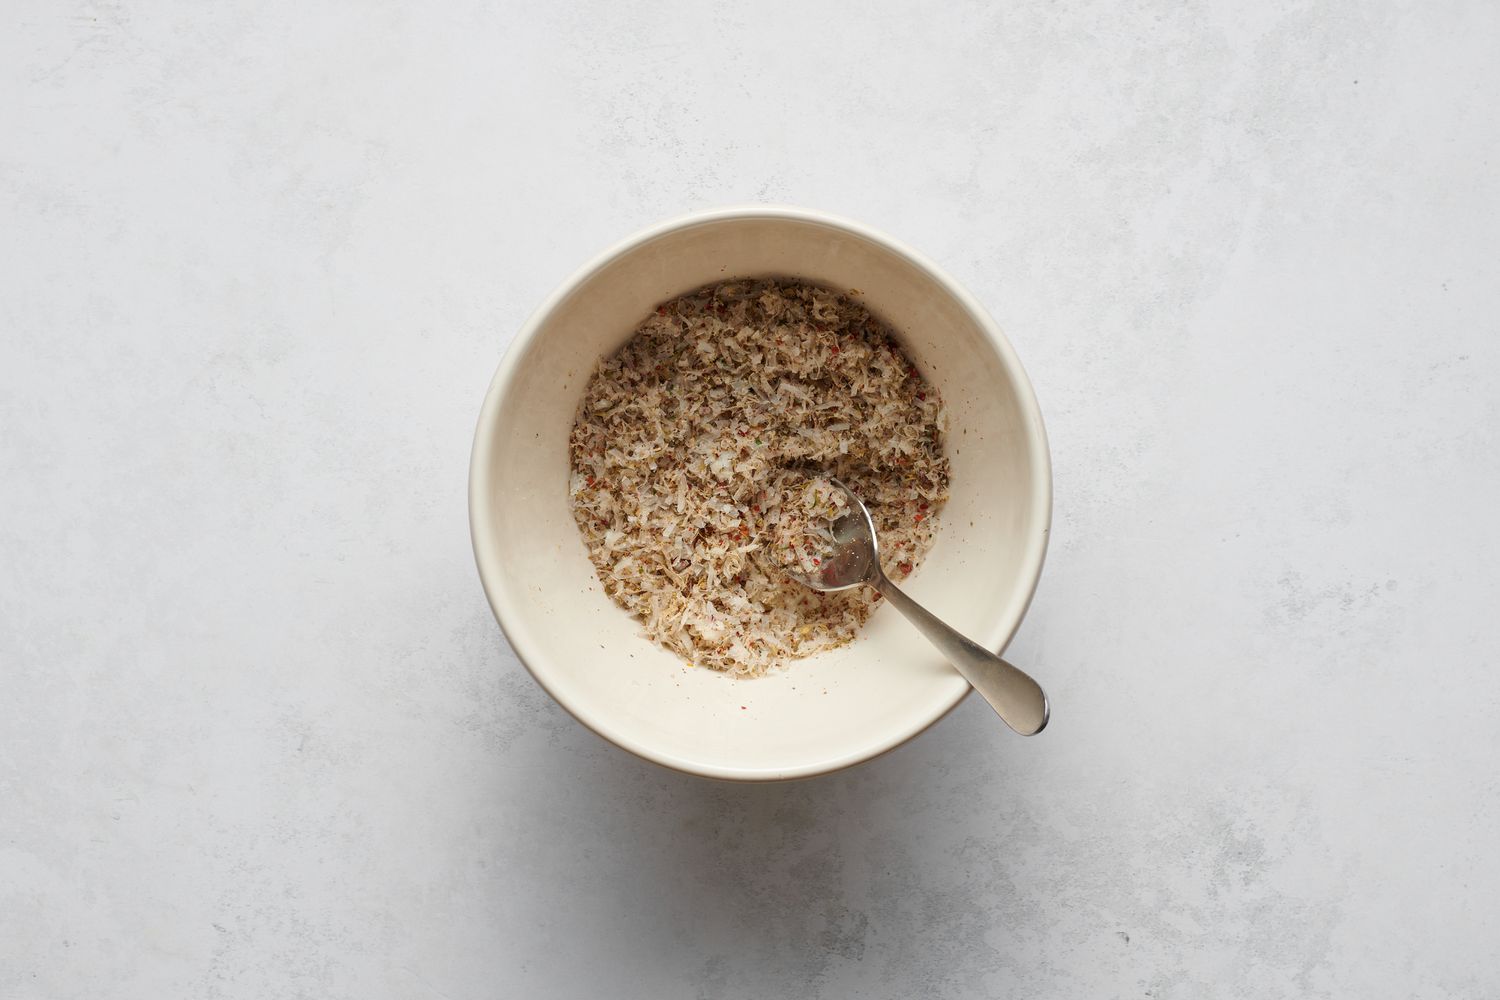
3 0 1498 996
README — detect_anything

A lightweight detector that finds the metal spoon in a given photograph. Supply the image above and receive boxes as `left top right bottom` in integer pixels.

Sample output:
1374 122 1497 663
787 479 1050 736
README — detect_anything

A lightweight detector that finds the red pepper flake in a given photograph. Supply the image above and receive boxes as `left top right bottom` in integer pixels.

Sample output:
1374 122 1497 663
919 501 929 511
899 561 913 575
830 345 840 355
812 558 821 565
656 305 668 316
908 366 918 378
741 705 747 710
916 392 926 401
586 475 596 487
914 513 925 523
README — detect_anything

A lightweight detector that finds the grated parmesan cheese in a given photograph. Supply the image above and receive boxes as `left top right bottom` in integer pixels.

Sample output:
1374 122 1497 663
568 279 950 676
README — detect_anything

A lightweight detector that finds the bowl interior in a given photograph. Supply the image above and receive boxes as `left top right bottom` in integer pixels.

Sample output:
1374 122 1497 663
470 211 1049 780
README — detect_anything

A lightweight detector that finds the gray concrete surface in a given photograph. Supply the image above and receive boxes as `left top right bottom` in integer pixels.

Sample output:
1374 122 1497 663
4 0 1498 996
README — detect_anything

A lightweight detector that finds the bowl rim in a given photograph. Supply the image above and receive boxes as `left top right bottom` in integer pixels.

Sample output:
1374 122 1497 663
468 204 1052 781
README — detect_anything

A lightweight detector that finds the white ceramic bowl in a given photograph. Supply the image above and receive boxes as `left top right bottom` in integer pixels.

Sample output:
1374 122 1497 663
469 206 1050 781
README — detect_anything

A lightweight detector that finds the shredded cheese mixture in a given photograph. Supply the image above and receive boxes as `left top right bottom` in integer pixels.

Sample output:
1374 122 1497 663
568 279 950 676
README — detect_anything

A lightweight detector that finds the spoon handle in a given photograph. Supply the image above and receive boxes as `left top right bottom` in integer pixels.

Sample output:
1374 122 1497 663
871 572 1050 736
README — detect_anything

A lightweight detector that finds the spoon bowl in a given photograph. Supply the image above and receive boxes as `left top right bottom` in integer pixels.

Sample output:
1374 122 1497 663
787 486 882 592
